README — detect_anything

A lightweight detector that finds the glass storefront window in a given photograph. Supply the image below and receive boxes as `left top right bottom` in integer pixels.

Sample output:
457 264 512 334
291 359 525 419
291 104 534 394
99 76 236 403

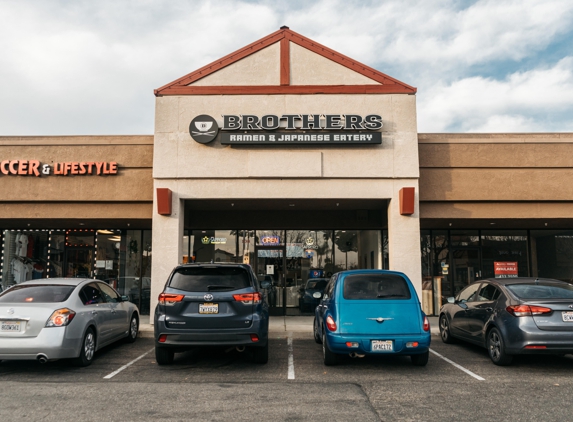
190 230 239 263
420 230 433 315
433 231 450 309
333 230 381 272
94 230 122 284
481 230 528 279
450 230 479 247
1 230 50 290
531 230 573 282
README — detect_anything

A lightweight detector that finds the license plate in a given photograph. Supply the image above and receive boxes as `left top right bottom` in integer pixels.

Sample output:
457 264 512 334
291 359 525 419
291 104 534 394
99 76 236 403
562 312 573 322
371 340 393 352
199 303 219 314
0 321 21 332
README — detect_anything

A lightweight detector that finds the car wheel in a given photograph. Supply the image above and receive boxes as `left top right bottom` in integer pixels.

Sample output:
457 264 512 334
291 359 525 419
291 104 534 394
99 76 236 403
439 314 456 344
125 314 139 343
322 329 338 366
155 347 174 365
73 328 96 367
487 327 513 366
251 342 269 364
313 317 322 344
411 351 429 366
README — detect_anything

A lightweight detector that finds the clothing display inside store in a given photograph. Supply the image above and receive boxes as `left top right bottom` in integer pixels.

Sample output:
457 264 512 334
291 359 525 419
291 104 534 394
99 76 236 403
1 230 49 289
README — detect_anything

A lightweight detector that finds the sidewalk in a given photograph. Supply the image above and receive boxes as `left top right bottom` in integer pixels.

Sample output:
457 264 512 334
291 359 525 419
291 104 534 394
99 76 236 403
139 316 440 338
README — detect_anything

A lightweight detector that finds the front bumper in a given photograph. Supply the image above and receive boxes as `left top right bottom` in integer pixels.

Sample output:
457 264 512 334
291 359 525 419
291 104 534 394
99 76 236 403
326 332 431 355
0 327 81 361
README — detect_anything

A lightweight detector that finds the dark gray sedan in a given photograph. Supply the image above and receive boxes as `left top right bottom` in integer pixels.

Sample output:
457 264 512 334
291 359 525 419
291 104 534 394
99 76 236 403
439 277 573 365
0 278 139 366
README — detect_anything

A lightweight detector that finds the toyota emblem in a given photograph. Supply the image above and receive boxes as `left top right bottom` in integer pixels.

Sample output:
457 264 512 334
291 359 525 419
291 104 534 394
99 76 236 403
204 294 214 301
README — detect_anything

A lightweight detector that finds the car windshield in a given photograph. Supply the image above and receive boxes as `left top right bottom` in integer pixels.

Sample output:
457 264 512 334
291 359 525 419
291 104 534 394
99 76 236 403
169 267 251 292
506 282 573 299
306 279 327 290
0 285 75 303
343 274 411 300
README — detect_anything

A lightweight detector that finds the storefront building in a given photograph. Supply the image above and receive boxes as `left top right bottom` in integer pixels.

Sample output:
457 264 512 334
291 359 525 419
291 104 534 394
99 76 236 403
0 136 154 314
2 28 573 317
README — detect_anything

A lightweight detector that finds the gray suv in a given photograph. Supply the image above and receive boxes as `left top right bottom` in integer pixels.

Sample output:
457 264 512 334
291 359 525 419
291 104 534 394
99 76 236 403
154 264 269 365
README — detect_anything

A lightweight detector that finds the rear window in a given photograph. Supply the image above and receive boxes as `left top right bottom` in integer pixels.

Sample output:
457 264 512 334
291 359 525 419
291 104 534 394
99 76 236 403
343 274 411 300
306 279 328 290
169 267 251 292
0 285 75 303
506 282 573 299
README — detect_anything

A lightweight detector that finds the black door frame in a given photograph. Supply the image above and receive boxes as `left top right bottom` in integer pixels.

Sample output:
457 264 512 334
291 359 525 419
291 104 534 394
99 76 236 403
255 244 287 316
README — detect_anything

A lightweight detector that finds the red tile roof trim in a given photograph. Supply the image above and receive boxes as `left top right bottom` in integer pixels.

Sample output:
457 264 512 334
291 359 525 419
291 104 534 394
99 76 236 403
154 28 416 96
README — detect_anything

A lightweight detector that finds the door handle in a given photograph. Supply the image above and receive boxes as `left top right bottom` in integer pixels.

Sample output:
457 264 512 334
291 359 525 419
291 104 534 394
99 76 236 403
485 307 493 312
92 311 98 315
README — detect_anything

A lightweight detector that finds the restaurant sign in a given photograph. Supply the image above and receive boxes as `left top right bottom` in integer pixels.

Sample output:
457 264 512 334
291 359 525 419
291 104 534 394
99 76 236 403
190 113 382 145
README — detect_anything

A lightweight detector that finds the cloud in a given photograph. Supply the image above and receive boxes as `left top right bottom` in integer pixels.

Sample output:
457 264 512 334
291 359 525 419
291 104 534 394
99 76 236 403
418 57 573 131
0 0 572 134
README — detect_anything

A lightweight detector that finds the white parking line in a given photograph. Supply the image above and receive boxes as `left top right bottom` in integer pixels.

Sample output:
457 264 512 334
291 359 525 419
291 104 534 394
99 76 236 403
287 334 295 380
103 348 154 380
429 348 485 381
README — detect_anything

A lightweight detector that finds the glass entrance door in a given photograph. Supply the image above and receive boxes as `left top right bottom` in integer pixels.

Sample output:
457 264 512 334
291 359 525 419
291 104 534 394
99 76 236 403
255 248 285 316
64 248 93 278
452 248 481 296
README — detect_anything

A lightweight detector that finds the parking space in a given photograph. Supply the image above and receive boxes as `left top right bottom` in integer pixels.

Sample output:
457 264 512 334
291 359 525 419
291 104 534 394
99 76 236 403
2 333 573 421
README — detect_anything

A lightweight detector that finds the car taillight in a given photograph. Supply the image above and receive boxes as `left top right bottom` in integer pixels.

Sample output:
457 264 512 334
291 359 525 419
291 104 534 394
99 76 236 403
506 305 553 317
158 293 184 306
45 308 76 327
158 334 168 343
233 293 262 305
423 316 430 332
326 315 337 332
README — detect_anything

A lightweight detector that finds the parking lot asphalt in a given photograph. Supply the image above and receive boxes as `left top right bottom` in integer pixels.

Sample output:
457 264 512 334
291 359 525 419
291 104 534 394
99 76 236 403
1 318 573 421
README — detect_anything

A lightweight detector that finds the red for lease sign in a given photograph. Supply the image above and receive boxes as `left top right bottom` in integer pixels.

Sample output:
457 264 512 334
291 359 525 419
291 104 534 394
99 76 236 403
494 262 518 278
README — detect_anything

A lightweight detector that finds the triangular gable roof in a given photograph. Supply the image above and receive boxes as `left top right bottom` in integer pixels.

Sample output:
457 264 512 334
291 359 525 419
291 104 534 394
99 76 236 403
154 27 416 96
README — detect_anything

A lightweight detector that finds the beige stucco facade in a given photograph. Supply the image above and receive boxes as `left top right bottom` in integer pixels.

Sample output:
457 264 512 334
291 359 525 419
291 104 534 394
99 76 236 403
0 136 153 226
151 37 422 315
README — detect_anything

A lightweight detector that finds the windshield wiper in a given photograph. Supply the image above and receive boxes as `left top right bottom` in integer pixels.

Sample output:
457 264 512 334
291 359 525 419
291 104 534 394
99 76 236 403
207 285 236 291
377 294 404 298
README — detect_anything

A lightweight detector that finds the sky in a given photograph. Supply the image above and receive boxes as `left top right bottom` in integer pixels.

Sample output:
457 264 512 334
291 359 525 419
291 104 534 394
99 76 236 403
1 0 573 135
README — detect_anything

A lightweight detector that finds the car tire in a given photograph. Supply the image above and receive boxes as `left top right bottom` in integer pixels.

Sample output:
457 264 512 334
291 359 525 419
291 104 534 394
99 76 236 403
487 327 513 366
125 314 139 343
155 347 175 365
439 314 456 344
313 317 322 344
322 330 338 366
73 327 96 367
252 342 269 364
411 351 429 366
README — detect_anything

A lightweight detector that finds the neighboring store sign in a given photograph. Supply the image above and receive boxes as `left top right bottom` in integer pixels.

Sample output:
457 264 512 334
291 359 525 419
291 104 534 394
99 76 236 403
309 270 324 278
0 160 118 177
201 236 227 245
260 235 281 245
189 114 383 145
494 262 518 278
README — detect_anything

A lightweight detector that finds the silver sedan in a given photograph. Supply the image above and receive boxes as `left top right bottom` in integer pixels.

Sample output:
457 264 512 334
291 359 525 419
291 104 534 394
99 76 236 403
0 278 139 366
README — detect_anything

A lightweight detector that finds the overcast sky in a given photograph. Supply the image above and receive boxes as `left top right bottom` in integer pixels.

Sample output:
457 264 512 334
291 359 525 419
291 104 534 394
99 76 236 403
1 0 573 135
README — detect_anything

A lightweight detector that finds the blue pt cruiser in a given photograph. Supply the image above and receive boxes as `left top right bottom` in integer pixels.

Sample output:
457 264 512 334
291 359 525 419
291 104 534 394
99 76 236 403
314 269 431 365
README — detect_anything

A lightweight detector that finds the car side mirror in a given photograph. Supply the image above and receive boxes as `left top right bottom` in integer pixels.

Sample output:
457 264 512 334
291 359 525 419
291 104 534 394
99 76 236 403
121 295 130 302
261 281 271 289
447 297 455 304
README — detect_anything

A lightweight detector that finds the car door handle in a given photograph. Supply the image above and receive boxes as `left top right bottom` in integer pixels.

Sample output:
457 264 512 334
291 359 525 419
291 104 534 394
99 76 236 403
485 307 493 312
92 311 98 315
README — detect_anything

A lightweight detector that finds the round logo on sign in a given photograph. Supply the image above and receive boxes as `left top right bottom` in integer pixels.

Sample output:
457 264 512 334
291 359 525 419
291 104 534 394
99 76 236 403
189 115 219 144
